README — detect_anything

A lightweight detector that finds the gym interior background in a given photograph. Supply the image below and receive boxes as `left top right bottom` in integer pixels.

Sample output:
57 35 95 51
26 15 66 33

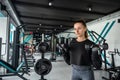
0 0 120 80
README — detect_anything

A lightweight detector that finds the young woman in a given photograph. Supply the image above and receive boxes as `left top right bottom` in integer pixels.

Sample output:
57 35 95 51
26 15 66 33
64 20 96 80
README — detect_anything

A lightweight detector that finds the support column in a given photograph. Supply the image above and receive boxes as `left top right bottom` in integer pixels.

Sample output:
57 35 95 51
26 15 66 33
12 27 20 69
50 34 56 61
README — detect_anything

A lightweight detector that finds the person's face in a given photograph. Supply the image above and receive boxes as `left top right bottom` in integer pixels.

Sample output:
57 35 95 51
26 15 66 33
74 23 86 37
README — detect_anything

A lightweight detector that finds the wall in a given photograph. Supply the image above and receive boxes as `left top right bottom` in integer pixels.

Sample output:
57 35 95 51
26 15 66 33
87 12 120 67
0 17 8 60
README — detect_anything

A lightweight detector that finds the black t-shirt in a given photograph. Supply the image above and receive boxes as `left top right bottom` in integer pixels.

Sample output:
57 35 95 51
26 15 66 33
69 39 95 66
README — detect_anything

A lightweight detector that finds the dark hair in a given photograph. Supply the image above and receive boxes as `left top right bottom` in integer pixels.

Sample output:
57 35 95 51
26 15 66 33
74 20 88 38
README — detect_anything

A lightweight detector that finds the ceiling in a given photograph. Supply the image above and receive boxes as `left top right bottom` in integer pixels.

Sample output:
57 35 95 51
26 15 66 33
10 0 120 34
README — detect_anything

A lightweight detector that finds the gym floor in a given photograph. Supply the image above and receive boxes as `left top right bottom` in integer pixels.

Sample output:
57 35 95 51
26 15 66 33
1 53 109 80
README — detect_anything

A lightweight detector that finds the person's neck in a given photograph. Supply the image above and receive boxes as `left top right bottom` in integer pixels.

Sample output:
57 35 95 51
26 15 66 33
76 36 87 42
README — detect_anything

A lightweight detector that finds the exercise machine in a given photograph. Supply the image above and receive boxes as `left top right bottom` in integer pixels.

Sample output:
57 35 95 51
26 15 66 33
0 59 28 80
0 38 29 80
102 49 120 80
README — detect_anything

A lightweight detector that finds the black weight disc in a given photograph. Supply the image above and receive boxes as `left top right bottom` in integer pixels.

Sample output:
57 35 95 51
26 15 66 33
34 58 52 75
38 42 49 53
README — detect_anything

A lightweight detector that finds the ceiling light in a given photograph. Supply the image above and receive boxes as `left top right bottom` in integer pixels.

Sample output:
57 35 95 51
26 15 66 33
48 0 54 6
87 5 92 11
49 2 52 6
54 29 56 31
88 7 92 11
37 28 39 30
60 25 63 27
39 24 42 26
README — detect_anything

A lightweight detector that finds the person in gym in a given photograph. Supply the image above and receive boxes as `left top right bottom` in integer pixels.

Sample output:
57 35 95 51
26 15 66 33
29 44 35 55
64 20 96 80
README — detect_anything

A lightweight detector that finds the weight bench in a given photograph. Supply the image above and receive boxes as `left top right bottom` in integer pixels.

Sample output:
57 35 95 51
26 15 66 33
102 66 120 80
0 59 28 80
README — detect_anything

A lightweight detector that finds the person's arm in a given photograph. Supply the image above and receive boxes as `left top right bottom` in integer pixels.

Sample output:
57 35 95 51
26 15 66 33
62 44 71 65
85 43 102 69
91 45 102 69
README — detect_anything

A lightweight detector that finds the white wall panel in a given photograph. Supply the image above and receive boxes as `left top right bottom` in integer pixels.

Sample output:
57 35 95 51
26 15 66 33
0 17 8 58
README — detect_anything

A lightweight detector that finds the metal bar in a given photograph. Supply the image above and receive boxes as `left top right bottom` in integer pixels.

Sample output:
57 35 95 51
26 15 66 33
4 0 21 26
